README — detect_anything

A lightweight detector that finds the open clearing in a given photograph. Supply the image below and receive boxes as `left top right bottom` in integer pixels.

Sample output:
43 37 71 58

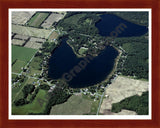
27 12 50 27
41 13 64 29
100 76 148 115
12 11 36 25
12 24 52 39
50 94 92 115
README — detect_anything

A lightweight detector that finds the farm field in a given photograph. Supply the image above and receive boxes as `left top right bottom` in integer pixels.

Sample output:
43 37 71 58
12 60 26 73
100 76 148 115
14 34 29 40
24 41 42 49
12 39 25 46
30 37 46 43
12 45 37 63
41 13 64 29
28 56 42 76
12 89 48 115
12 24 52 39
48 31 59 41
50 94 92 115
12 11 36 25
12 45 37 73
27 12 50 28
81 94 100 115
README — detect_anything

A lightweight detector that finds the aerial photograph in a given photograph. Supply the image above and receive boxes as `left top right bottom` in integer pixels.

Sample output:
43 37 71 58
11 10 150 116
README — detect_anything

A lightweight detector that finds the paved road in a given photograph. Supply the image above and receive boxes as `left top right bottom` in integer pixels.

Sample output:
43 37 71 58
96 91 105 115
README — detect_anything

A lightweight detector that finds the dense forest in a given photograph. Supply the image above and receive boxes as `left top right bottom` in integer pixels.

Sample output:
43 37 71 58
111 91 149 115
115 34 149 79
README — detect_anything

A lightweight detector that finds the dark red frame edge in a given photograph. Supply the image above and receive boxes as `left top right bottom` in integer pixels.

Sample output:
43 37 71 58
0 0 160 128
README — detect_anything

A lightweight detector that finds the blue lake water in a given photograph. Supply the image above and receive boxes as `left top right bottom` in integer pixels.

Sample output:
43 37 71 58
95 14 148 37
48 13 148 88
48 39 118 88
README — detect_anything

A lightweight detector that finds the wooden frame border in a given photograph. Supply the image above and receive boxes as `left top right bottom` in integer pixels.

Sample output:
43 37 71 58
0 0 160 128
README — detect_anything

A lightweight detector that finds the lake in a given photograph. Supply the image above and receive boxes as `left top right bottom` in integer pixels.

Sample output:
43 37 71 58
48 38 118 88
48 13 148 88
95 14 148 37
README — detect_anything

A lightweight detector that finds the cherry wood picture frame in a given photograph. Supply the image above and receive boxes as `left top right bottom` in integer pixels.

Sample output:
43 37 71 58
0 0 160 128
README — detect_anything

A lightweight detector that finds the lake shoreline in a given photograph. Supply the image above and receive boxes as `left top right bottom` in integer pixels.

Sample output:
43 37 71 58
66 45 121 89
48 37 119 88
92 45 122 89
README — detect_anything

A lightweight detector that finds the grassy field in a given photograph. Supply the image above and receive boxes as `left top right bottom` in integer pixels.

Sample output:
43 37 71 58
82 94 100 115
12 89 48 115
12 24 52 39
12 85 24 101
12 45 37 73
28 56 42 76
12 60 26 73
12 45 37 63
27 12 50 28
50 94 100 115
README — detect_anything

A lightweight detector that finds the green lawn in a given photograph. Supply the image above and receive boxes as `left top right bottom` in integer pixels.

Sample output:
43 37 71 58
27 12 50 28
50 94 92 115
12 89 48 115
